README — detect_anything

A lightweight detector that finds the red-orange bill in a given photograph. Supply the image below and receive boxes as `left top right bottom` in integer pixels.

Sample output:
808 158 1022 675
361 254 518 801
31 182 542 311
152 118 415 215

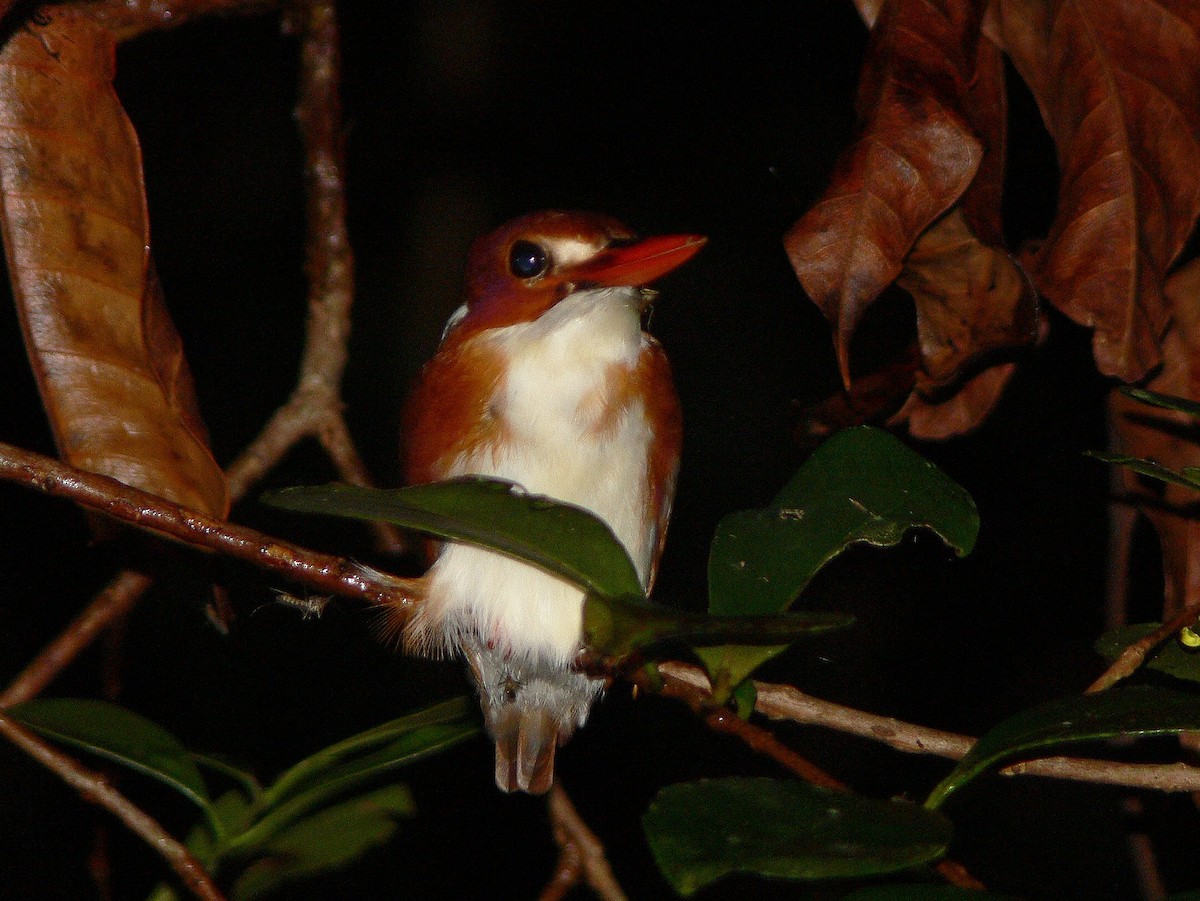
574 234 707 286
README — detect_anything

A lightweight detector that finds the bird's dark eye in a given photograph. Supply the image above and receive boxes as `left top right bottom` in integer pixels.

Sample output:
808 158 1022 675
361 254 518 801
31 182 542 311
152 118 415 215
509 240 549 279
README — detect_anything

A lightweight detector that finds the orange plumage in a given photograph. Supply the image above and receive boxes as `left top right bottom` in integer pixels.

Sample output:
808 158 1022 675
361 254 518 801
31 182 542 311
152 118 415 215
402 210 702 792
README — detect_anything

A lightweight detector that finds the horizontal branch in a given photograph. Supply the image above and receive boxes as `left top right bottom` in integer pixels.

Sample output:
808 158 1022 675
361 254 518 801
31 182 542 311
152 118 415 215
86 0 279 41
0 440 422 621
658 662 1200 794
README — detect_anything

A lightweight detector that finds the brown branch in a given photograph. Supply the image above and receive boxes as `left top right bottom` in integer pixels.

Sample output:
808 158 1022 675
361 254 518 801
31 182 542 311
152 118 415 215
86 0 278 41
3 0 397 729
642 663 846 790
649 663 984 890
0 569 152 708
1087 601 1200 693
659 661 1200 794
0 440 422 619
218 0 403 553
0 710 226 900
540 783 628 901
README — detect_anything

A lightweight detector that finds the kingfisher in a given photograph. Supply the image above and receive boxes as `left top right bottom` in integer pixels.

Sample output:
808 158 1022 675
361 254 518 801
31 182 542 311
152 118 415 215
401 210 704 793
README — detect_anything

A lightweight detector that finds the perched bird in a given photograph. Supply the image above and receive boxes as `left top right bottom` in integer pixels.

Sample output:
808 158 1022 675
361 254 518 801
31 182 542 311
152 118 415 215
402 210 704 793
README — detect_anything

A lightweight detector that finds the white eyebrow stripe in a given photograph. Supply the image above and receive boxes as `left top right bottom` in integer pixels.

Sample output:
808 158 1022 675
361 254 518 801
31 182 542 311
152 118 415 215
546 237 603 268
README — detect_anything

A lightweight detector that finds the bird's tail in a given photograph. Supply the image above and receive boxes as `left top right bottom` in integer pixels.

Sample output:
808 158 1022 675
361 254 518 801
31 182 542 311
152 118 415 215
490 705 560 794
461 636 603 794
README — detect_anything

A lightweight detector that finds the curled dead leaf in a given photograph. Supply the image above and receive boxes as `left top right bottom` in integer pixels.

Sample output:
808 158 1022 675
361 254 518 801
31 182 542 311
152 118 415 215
995 0 1200 380
898 209 1038 389
0 10 228 517
785 0 989 385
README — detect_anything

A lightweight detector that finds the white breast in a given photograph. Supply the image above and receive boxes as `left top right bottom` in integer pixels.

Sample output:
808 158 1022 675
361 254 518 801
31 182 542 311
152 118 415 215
417 288 656 667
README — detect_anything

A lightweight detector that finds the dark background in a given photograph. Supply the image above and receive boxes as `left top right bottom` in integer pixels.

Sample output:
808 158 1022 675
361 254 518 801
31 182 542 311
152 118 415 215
0 2 1193 898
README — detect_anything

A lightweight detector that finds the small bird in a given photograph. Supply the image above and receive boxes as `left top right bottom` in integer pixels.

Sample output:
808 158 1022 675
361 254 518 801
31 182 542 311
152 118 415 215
402 210 704 793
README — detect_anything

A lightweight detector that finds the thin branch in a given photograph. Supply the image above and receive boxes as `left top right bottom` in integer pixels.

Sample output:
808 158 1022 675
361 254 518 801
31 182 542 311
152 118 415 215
1087 601 1200 693
659 661 1200 793
2 0 397 729
540 782 628 901
218 0 404 553
0 570 152 708
0 440 422 620
88 0 278 41
0 710 226 901
649 664 985 890
642 662 845 790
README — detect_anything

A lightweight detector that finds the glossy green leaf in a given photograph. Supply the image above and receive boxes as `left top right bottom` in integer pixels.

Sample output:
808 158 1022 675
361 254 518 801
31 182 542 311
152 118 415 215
1120 386 1200 417
1085 452 1200 490
224 700 477 858
701 427 977 689
232 784 414 900
1095 623 1200 684
582 592 852 660
842 887 1020 901
643 777 952 895
262 477 644 601
926 686 1200 809
10 699 219 834
191 753 263 802
263 696 475 806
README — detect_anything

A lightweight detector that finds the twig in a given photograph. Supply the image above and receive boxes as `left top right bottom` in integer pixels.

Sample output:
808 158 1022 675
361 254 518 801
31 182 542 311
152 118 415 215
659 661 1200 793
223 0 404 554
540 783 627 901
644 663 845 790
0 710 226 901
0 440 422 620
1087 601 1200 693
1 569 153 708
88 0 278 41
650 664 984 889
8 0 400 707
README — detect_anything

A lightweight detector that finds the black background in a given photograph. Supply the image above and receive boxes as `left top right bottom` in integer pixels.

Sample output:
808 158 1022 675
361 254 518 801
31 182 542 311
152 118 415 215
0 3 1194 899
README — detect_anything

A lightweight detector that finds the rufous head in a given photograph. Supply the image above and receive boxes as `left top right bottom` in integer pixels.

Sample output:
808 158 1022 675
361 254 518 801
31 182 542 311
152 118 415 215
448 210 706 341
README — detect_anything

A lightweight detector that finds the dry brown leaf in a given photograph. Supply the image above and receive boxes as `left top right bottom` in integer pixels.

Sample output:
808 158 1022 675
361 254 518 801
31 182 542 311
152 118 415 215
892 361 1017 439
995 0 1200 381
855 0 1008 245
898 209 1038 388
0 9 228 517
785 0 988 385
1109 258 1200 617
957 28 1006 247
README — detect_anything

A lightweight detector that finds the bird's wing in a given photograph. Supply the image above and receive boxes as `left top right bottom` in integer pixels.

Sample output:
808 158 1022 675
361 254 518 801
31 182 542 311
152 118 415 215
636 338 682 593
402 334 505 486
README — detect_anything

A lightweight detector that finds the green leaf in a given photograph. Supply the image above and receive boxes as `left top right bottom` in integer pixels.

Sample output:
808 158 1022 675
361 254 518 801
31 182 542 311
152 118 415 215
263 696 475 806
926 686 1200 809
700 427 977 689
11 699 220 836
263 477 644 601
1119 386 1200 417
224 700 477 858
842 887 1021 900
232 784 414 901
1095 623 1200 685
191 753 263 802
731 680 758 720
582 592 852 660
642 777 952 896
1085 452 1200 490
